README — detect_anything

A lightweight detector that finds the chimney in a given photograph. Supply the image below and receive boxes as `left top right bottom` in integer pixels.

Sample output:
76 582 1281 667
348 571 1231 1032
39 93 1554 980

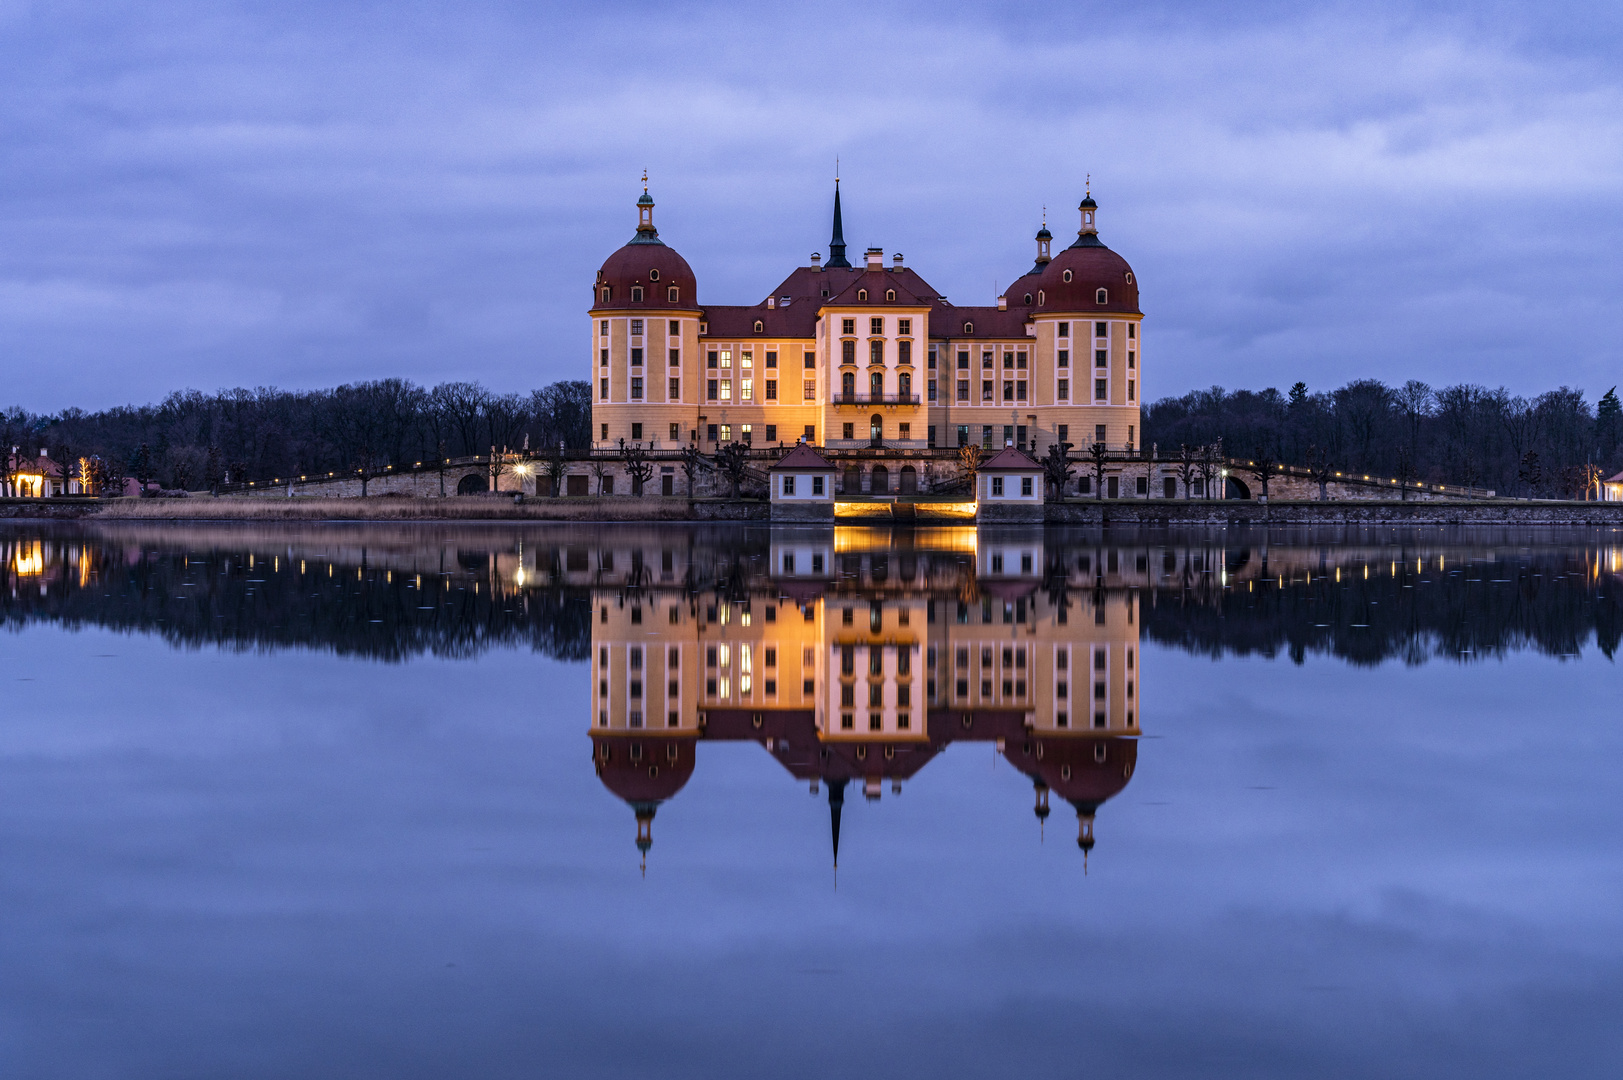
893 253 904 270
811 252 821 270
997 295 1007 311
865 247 883 270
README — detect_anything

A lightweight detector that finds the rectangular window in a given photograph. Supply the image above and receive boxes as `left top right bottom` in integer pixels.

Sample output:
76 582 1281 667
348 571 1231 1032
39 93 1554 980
870 340 884 364
898 422 911 440
741 378 753 401
708 351 718 368
1058 322 1069 338
804 350 815 369
899 318 911 335
631 347 643 366
1127 381 1135 401
1095 322 1107 338
1057 424 1068 445
600 378 609 399
668 319 679 336
812 476 824 495
1095 379 1107 401
719 424 730 442
1128 351 1135 369
804 381 816 400
669 348 680 366
1004 353 1014 370
782 476 796 496
766 424 777 442
720 379 732 401
957 351 969 369
982 425 994 449
719 350 731 369
1016 380 1027 400
600 348 608 366
956 425 969 447
1128 324 1136 339
600 320 609 337
870 317 884 335
707 424 718 441
982 351 993 369
1021 477 1033 496
742 351 752 369
631 422 643 440
1057 349 1068 368
982 380 993 401
766 351 777 368
1003 380 1014 401
804 425 816 441
740 424 752 444
765 379 777 400
669 378 680 398
1096 424 1107 443
1096 350 1107 367
843 423 854 440
1058 378 1069 401
992 477 1004 496
842 340 855 364
898 340 911 365
630 377 643 400
957 380 969 401
1017 351 1027 369
707 379 718 401
670 423 680 441
631 319 643 336
928 379 937 402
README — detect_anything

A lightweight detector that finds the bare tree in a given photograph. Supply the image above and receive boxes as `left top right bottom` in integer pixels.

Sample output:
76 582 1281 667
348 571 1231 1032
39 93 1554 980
1241 444 1278 500
542 445 568 497
1394 380 1434 463
1087 442 1109 499
1306 444 1335 501
1394 447 1418 500
488 445 511 495
1517 450 1542 498
623 442 654 496
680 443 703 498
1177 444 1198 499
589 456 609 495
1040 441 1072 501
1199 442 1221 500
713 441 751 499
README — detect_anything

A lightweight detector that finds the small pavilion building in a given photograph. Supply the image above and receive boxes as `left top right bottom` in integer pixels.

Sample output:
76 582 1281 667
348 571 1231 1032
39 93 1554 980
769 443 838 521
976 447 1045 522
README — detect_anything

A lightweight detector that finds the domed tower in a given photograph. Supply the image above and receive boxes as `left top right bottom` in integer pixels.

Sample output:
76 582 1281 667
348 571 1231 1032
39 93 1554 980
1006 184 1144 460
1005 736 1138 869
589 179 703 452
591 733 698 872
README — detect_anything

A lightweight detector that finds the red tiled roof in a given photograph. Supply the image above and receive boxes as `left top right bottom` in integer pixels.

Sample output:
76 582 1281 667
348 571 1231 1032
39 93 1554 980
928 305 1032 340
979 447 1042 472
770 443 835 471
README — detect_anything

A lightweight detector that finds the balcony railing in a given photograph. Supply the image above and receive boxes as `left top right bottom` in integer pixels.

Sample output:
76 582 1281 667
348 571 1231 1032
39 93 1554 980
832 393 921 406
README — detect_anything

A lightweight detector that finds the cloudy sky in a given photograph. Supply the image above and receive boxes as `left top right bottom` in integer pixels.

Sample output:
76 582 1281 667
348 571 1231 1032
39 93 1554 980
1 0 1619 412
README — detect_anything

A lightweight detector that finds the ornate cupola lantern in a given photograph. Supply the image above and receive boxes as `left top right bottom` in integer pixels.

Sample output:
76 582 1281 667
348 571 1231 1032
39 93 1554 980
1035 209 1053 267
1075 178 1101 248
630 171 661 246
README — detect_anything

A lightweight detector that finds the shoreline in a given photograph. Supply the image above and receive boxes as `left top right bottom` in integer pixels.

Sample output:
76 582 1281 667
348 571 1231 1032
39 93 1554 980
2 495 1621 527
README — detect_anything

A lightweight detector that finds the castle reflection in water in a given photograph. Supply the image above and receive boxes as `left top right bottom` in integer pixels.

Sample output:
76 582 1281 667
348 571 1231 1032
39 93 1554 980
588 526 1139 868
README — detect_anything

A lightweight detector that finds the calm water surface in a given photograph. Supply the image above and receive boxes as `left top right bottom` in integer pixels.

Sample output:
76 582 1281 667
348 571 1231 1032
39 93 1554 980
1 522 1620 1079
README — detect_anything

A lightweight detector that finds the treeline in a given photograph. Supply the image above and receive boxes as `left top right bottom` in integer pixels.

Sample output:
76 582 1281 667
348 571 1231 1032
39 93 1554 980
1144 380 1622 497
0 379 592 491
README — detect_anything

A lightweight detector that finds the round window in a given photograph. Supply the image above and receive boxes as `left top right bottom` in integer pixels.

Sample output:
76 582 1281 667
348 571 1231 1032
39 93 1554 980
1062 270 1073 283
649 268 660 281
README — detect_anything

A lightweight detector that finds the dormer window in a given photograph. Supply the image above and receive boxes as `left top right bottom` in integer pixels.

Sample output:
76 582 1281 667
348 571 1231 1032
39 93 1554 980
963 322 974 334
649 269 660 281
668 286 679 302
631 286 644 302
1096 288 1108 304
600 287 611 302
1062 270 1073 283
857 289 868 301
753 320 764 333
885 289 895 302
1024 293 1032 305
1125 272 1134 284
699 322 708 335
1037 291 1045 305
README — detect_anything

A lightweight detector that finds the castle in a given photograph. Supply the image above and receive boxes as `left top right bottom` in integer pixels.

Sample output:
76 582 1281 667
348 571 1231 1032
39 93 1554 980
589 180 1143 490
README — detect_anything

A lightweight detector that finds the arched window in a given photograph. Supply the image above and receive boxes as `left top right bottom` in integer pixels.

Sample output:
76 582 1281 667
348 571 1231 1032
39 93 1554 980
885 289 895 301
1096 288 1108 304
1037 291 1045 305
600 287 611 302
754 320 764 333
1024 293 1032 305
1124 272 1134 284
963 321 974 334
1062 269 1073 283
857 289 868 301
631 286 644 302
649 269 660 281
667 286 679 302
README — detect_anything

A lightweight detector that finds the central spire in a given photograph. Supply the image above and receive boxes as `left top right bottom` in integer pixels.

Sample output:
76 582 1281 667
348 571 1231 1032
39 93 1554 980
826 176 851 268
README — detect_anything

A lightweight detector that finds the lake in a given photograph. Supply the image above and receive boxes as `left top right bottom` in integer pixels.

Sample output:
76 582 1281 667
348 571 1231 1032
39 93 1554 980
1 521 1619 1079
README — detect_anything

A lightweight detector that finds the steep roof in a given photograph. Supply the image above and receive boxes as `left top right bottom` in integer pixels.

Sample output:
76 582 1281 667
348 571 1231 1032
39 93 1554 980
771 443 835 472
979 447 1043 472
928 305 1032 341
